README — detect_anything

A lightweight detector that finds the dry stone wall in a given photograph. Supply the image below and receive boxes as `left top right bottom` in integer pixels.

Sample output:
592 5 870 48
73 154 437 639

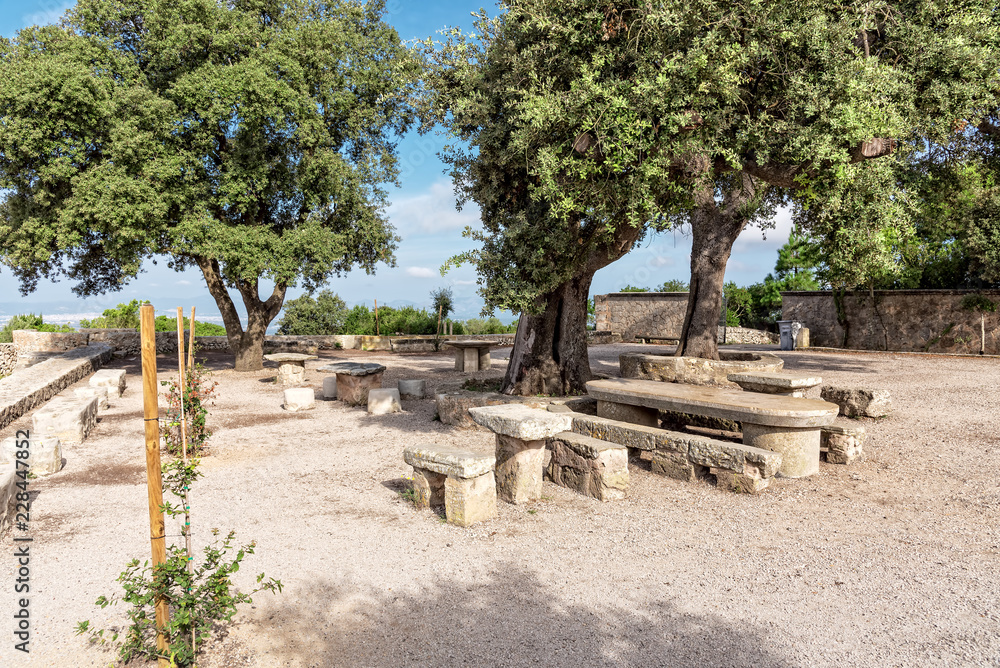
782 290 1000 355
0 345 15 377
594 292 688 341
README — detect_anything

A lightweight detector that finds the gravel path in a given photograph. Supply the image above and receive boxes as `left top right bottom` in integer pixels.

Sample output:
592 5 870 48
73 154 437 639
1 343 998 667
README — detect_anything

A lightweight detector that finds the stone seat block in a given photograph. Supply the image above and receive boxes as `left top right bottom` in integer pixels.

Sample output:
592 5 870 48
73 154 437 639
283 387 315 412
821 423 866 464
322 375 338 399
468 404 573 440
546 432 628 501
403 444 497 527
820 387 892 418
728 371 823 397
403 444 495 479
368 389 402 415
0 435 63 476
90 369 127 397
397 380 426 400
32 395 98 444
74 386 110 411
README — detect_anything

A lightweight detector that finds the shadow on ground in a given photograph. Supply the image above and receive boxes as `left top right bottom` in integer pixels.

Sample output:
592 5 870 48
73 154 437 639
243 565 794 668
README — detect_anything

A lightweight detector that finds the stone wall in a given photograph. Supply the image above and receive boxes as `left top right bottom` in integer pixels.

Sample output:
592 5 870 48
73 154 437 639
594 292 690 341
11 330 90 353
782 290 1000 355
0 345 15 377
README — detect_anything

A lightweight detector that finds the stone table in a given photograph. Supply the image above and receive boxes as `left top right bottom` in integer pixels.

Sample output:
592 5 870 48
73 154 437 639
727 371 823 398
264 353 317 387
318 362 386 406
444 340 497 373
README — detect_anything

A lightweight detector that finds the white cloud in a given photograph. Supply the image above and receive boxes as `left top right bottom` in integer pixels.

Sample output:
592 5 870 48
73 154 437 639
452 279 477 286
388 180 481 237
176 280 192 286
405 267 437 279
22 3 72 28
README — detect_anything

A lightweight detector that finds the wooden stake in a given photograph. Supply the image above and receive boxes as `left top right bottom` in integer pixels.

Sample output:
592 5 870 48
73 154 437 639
374 299 380 336
140 304 170 666
188 306 196 369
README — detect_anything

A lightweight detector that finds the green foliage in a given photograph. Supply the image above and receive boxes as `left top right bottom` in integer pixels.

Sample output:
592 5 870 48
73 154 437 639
154 317 228 336
337 303 443 336
0 0 418 351
277 290 348 336
161 364 219 457
656 280 689 293
79 300 141 329
430 287 454 324
619 285 650 293
723 283 752 328
462 317 518 335
960 294 998 314
0 313 74 343
341 304 377 336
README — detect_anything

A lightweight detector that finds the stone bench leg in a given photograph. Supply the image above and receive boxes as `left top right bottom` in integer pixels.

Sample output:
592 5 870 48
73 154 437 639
478 348 491 371
276 364 305 387
597 400 658 428
411 466 446 508
445 472 497 527
822 426 865 464
33 397 99 445
495 434 546 504
547 436 628 501
742 422 819 478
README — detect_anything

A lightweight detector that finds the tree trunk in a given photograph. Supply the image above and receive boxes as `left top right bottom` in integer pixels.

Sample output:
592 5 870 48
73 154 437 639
502 270 595 396
676 176 757 359
195 257 287 371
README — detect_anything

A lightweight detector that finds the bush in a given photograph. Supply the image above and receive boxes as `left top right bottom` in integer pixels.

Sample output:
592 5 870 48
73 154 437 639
277 290 348 335
656 279 689 292
463 317 518 335
79 300 142 329
341 304 377 335
0 313 75 343
619 285 649 292
154 316 228 336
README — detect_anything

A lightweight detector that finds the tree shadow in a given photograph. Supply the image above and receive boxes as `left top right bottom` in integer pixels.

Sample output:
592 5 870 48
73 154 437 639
242 565 795 668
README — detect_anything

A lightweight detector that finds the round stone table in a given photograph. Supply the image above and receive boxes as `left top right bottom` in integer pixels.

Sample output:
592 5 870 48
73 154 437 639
264 353 318 387
318 362 387 406
443 340 496 373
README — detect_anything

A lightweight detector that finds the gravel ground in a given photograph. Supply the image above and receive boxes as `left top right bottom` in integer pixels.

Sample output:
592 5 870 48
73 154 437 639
1 343 999 668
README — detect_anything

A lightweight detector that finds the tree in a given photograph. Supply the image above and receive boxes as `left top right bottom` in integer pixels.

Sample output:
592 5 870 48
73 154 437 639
657 279 689 293
277 290 348 335
430 286 454 330
423 0 997 393
0 0 417 370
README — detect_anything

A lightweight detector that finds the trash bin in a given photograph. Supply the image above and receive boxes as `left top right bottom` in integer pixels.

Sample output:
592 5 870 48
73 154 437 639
778 320 803 351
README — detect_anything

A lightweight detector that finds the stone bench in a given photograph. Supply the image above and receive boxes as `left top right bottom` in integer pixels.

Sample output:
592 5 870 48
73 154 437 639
546 432 628 501
727 371 823 398
403 445 497 527
0 435 63 476
32 395 99 444
90 368 127 397
468 405 572 504
586 378 838 478
571 413 782 494
318 362 386 406
443 340 495 373
74 386 110 411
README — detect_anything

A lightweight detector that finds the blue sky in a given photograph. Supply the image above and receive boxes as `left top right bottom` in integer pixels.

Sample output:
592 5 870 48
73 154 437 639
0 0 793 326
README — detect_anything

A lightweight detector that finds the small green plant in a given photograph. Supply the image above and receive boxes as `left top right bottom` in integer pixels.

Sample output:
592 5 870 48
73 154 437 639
398 476 419 505
161 362 218 457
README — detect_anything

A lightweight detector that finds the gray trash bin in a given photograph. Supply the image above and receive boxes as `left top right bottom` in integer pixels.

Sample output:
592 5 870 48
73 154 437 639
778 320 802 351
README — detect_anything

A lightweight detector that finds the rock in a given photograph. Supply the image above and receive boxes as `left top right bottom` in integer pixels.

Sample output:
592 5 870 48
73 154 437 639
715 469 771 494
74 386 110 411
410 467 446 508
820 386 892 418
397 380 426 400
822 423 866 464
32 396 99 444
90 368 127 397
322 375 337 399
282 388 315 412
0 436 62 475
546 432 628 501
368 389 402 415
547 404 573 414
403 445 495 479
468 404 573 440
650 451 697 481
494 434 546 504
445 473 498 527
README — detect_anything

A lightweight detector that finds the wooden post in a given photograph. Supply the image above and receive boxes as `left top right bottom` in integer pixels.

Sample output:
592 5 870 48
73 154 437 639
140 304 170 666
374 299 380 336
188 306 196 369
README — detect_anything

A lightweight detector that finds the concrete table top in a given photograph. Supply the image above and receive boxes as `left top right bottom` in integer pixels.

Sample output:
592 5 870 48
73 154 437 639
317 362 386 376
264 353 317 365
443 340 496 349
586 378 838 428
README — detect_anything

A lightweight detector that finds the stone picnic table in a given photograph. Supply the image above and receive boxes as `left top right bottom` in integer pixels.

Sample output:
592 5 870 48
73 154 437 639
317 362 386 406
264 353 317 387
443 340 496 373
586 378 839 478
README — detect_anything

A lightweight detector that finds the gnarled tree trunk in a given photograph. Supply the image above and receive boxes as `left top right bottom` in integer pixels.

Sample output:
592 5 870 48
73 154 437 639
196 256 287 371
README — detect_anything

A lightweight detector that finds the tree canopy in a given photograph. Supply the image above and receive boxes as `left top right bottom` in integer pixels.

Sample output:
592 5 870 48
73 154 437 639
0 0 418 369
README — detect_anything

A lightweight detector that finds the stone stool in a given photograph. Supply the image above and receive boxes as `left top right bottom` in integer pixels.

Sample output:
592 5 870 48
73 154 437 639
318 362 386 406
546 432 628 501
397 380 426 400
728 371 823 398
264 353 317 387
468 404 572 504
368 389 401 415
821 424 866 464
403 445 497 527
322 375 338 400
33 396 99 444
90 369 127 397
74 386 110 411
283 387 315 412
0 436 63 476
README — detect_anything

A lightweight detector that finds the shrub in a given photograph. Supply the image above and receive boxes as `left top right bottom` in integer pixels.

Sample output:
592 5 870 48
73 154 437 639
79 300 142 329
656 279 689 292
277 290 348 335
162 363 219 457
464 317 517 335
154 316 227 336
0 313 75 342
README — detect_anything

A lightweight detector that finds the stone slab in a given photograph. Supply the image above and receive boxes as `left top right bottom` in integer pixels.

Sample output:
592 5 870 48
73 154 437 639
90 368 127 397
264 353 317 364
0 435 62 476
586 378 838 428
74 386 110 411
283 387 315 412
318 362 386 377
727 371 823 394
468 404 573 440
444 340 497 349
820 386 892 418
368 388 402 415
404 445 496 479
32 395 99 444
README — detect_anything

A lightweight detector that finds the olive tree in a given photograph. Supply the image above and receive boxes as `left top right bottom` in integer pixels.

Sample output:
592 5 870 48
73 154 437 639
0 0 417 370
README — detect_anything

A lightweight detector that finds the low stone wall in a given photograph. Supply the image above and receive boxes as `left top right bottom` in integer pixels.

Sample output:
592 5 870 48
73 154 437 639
594 292 688 341
0 345 15 377
11 330 90 353
722 327 778 345
0 344 113 432
782 290 1000 354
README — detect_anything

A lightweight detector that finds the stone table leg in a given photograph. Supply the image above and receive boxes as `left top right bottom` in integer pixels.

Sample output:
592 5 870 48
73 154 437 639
597 400 659 428
742 422 820 478
494 434 546 504
463 347 480 373
478 347 492 370
336 372 383 406
276 363 305 386
454 350 465 371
